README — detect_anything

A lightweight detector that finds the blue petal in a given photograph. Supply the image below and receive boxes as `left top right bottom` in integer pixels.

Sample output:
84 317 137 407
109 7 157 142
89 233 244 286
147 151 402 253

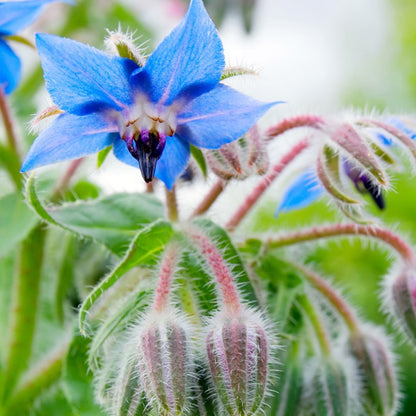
276 170 323 214
176 84 277 148
0 39 21 94
36 34 138 114
21 112 117 171
131 0 224 105
155 136 190 189
0 0 71 35
113 135 137 168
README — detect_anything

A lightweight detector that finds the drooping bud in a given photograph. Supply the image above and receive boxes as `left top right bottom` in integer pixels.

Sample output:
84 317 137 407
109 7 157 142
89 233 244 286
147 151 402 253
350 327 398 416
388 265 416 346
137 310 193 415
310 356 349 416
205 308 269 416
205 126 269 181
326 123 387 188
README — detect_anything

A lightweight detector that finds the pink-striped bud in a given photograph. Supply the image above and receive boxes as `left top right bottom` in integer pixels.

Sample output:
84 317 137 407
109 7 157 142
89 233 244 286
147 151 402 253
206 308 269 415
137 310 192 415
205 126 269 180
389 266 416 346
350 327 398 415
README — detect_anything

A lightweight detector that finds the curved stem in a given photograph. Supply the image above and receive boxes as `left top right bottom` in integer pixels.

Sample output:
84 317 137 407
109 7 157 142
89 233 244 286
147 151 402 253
266 114 324 139
165 185 178 222
291 262 359 333
298 294 331 356
191 179 227 218
267 223 416 264
51 158 83 202
226 138 310 231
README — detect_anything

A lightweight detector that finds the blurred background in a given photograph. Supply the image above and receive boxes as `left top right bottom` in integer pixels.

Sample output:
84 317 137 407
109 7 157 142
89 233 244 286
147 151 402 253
6 0 416 414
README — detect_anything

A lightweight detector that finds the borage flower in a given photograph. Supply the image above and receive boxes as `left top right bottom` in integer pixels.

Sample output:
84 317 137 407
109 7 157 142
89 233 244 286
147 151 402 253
21 0 276 189
0 0 69 94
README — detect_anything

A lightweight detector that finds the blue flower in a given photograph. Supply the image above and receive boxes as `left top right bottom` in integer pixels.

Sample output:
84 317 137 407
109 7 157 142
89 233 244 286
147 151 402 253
0 0 69 94
21 0 276 189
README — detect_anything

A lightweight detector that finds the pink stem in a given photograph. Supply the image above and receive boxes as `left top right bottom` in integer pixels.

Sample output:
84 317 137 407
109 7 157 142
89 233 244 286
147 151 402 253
268 223 416 264
153 245 179 313
0 86 21 159
51 158 83 200
188 227 241 314
191 179 227 218
266 114 324 139
226 138 310 231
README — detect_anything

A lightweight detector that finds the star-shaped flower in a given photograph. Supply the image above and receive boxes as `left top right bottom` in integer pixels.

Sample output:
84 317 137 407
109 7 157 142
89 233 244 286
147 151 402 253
0 0 69 94
21 0 276 189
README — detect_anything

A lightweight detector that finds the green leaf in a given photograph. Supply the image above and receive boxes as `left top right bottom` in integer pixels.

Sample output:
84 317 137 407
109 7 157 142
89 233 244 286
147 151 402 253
97 146 112 168
0 143 22 190
26 175 165 255
190 145 207 177
79 220 173 335
192 218 260 306
0 192 38 259
62 331 106 416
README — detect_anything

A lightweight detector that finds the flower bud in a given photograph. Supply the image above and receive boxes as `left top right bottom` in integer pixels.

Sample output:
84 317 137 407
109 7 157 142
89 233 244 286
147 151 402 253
205 126 269 181
389 266 416 346
350 327 398 416
311 357 349 416
205 308 269 415
137 310 192 415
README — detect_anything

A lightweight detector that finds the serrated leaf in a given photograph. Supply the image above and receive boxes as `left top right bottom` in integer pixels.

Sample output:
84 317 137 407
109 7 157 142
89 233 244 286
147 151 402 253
79 220 173 335
0 192 38 259
97 146 112 168
190 145 208 177
26 175 165 255
192 218 260 306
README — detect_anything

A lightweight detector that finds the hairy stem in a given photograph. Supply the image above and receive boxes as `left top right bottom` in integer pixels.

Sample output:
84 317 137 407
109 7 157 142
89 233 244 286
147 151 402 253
226 138 310 231
266 114 324 138
291 262 359 333
267 223 416 264
191 179 227 218
153 244 179 313
2 225 46 400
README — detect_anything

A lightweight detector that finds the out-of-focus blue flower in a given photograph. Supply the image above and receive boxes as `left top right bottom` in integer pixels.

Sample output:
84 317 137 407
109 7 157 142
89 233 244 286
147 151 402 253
377 117 416 145
0 0 69 94
21 0 276 189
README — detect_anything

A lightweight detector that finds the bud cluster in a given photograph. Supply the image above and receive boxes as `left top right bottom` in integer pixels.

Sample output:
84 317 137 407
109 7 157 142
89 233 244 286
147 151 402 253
205 126 269 181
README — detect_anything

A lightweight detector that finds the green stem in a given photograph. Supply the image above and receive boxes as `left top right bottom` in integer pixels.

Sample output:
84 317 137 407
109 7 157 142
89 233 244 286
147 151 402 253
298 294 331 356
4 339 70 413
165 185 179 222
2 225 46 400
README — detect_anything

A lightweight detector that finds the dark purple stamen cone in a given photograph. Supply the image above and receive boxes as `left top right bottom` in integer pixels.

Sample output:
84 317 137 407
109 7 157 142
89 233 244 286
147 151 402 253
206 310 269 415
127 131 167 183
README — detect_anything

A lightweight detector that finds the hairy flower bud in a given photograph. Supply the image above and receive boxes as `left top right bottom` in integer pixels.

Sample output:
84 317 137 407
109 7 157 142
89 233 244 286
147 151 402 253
205 308 269 415
310 357 349 416
205 126 269 181
389 266 416 346
350 327 398 416
137 310 192 415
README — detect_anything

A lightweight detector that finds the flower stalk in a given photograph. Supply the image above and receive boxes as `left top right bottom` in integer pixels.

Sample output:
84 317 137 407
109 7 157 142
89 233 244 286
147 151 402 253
267 223 416 264
226 137 310 231
191 179 227 218
165 185 179 222
266 114 325 138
